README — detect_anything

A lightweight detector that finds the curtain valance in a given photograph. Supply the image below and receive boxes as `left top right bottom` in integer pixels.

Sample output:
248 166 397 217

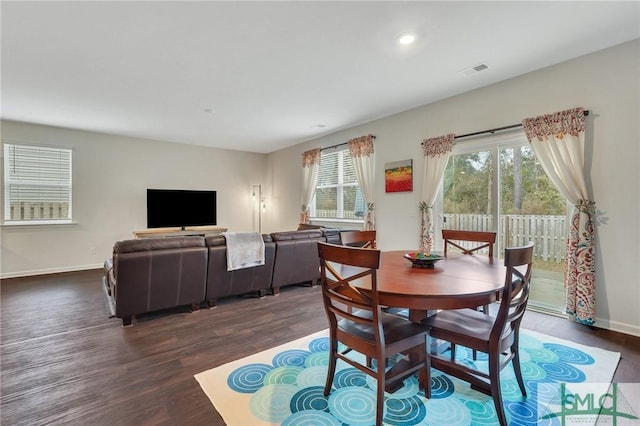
302 148 321 168
422 134 455 157
523 107 586 142
348 134 375 157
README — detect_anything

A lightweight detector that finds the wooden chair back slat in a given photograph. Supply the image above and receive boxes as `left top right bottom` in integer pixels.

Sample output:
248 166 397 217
340 230 377 249
442 229 496 257
494 242 534 339
318 242 381 328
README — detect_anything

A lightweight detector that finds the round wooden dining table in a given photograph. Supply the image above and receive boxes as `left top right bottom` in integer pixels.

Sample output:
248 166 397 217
351 250 506 322
343 249 507 392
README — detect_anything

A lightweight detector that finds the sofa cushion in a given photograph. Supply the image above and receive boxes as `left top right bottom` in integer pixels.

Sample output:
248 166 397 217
114 236 205 254
321 228 343 245
270 229 323 241
297 223 324 230
205 234 272 247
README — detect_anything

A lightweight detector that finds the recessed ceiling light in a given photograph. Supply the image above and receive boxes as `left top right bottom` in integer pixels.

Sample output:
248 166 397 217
397 33 416 45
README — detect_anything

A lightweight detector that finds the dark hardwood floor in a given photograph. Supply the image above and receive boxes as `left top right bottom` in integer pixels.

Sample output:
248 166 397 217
1 269 638 426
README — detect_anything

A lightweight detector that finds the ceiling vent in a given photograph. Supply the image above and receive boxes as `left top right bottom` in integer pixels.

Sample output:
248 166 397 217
460 63 489 77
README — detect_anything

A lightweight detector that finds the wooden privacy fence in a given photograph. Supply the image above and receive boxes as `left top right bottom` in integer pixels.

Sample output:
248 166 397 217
444 214 567 263
8 202 69 220
314 209 362 220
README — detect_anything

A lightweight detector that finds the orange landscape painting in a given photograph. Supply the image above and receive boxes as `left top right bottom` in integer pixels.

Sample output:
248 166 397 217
385 159 413 193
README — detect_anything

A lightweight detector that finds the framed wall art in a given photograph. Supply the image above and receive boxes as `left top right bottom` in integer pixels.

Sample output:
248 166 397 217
385 159 413 193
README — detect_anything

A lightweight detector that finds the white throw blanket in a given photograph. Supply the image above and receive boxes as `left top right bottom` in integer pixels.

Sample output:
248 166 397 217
221 232 265 271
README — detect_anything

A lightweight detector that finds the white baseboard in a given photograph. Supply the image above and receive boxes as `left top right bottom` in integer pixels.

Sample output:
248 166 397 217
528 304 640 337
593 316 640 338
0 263 103 279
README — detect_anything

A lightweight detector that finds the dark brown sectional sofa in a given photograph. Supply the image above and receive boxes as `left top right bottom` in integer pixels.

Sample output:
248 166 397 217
104 228 348 326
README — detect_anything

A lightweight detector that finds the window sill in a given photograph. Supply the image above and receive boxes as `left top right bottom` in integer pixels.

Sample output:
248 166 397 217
311 218 364 225
2 221 78 228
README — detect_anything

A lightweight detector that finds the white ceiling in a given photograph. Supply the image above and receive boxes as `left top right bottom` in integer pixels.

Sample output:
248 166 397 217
2 1 639 154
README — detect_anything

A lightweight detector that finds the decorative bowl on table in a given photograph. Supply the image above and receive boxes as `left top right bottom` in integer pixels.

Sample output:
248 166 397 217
403 252 444 269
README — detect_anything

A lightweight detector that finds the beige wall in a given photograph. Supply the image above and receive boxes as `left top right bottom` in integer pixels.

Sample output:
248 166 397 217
266 40 640 335
1 121 266 277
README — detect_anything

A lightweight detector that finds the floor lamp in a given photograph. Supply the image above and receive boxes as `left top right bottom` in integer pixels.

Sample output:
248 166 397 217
252 184 264 233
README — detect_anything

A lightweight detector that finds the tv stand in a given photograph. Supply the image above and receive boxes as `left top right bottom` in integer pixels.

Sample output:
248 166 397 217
133 225 228 239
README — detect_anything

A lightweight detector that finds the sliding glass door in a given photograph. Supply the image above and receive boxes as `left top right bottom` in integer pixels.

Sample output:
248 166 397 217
444 149 494 232
442 133 567 313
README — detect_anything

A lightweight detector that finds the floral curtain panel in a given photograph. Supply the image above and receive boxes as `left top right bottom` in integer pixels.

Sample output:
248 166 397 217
300 148 321 224
420 134 455 252
522 107 596 325
349 134 376 230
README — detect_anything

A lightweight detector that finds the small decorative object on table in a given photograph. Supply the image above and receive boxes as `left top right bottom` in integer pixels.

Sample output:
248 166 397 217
403 252 444 269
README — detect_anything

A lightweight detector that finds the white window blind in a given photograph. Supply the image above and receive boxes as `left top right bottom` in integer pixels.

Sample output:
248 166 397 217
3 143 72 223
312 149 363 221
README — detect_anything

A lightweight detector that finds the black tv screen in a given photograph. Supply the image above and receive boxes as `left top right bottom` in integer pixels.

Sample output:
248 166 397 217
147 189 217 229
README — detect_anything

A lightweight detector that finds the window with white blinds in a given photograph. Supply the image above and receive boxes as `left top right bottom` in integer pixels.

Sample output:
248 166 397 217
3 143 72 223
312 149 364 221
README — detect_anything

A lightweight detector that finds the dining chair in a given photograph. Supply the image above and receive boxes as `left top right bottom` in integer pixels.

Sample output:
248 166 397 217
424 242 534 426
317 242 429 426
443 229 497 317
442 229 496 257
339 230 377 249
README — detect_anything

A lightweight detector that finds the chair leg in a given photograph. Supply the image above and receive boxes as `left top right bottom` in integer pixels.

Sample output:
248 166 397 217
324 339 338 397
512 335 527 397
423 340 432 399
376 357 386 426
512 349 527 397
489 353 508 426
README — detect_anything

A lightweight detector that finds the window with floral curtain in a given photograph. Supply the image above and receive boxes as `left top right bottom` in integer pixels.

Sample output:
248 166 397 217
313 149 362 222
522 107 596 325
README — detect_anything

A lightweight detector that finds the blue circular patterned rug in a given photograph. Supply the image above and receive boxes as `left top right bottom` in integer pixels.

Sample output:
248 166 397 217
195 329 620 425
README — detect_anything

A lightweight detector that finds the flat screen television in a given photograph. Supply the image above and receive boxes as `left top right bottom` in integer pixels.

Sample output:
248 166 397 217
147 189 217 229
